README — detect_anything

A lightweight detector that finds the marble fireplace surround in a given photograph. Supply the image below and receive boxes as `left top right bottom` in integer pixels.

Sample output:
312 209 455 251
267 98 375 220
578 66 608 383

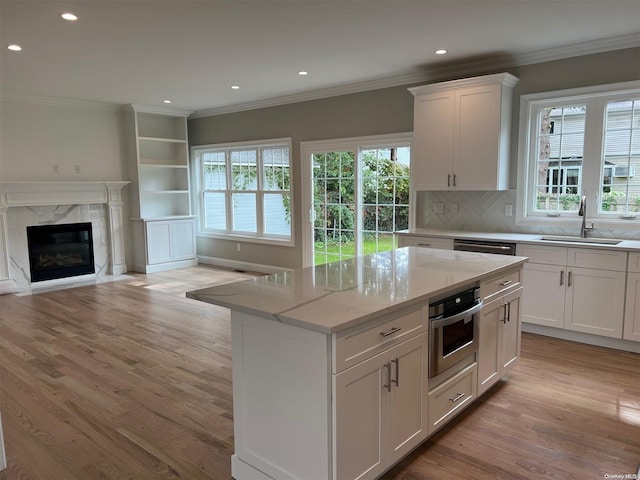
0 181 129 293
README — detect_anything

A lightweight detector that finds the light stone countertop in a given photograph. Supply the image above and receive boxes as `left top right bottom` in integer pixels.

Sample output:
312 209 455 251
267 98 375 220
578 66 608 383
396 229 640 251
187 247 527 334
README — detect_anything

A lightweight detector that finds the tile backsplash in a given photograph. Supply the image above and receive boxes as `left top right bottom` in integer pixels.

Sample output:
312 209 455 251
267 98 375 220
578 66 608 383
418 190 640 241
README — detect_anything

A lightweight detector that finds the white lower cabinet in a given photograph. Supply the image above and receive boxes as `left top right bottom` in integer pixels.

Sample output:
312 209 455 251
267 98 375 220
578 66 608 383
478 287 522 396
428 363 477 434
334 333 427 480
132 217 197 273
518 245 627 338
624 253 640 341
396 234 453 250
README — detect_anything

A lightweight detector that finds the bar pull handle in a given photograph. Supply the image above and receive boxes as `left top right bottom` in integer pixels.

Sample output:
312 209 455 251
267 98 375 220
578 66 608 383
417 243 431 247
453 174 457 187
560 270 564 286
568 271 573 287
447 174 451 187
500 304 507 323
391 357 399 387
507 301 511 323
380 326 401 337
384 362 392 392
499 280 513 287
450 392 465 403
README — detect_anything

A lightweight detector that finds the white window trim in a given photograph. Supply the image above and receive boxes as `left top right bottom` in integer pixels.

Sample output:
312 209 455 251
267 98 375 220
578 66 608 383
191 137 294 246
516 80 640 231
300 132 413 267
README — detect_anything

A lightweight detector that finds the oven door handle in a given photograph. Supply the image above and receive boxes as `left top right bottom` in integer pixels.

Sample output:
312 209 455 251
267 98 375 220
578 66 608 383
430 300 483 328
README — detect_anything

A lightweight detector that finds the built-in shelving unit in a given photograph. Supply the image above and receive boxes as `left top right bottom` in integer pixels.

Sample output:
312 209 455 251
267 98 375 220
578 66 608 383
125 105 197 273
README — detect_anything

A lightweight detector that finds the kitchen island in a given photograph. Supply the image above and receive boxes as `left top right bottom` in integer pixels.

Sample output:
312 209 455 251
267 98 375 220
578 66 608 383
187 247 528 480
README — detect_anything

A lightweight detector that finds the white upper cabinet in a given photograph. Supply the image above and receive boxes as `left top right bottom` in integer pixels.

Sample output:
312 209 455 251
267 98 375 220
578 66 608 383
409 73 519 191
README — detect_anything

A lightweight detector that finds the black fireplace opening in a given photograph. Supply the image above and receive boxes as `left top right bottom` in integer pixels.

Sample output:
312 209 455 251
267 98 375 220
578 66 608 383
27 222 95 282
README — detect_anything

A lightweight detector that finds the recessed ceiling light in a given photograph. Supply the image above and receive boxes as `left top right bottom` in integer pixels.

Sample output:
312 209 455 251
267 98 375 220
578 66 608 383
298 71 309 76
163 100 172 104
7 44 22 51
61 12 78 21
435 49 447 55
231 85 240 90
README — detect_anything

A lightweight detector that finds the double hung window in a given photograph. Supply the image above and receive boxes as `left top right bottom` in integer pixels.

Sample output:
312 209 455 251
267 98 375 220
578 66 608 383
192 138 292 244
519 82 640 224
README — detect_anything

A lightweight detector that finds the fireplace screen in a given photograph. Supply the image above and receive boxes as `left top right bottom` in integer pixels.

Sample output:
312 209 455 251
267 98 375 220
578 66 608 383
27 222 95 282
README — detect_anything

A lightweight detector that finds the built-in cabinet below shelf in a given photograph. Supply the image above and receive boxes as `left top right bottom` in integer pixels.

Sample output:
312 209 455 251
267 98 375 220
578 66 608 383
125 105 197 273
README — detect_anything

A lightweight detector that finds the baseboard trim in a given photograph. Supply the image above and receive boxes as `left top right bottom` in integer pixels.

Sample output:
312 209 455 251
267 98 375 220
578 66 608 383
522 323 640 353
197 255 290 275
140 259 199 274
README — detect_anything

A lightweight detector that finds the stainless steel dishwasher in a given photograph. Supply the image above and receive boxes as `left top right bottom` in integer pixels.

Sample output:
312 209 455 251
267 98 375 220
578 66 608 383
453 238 516 256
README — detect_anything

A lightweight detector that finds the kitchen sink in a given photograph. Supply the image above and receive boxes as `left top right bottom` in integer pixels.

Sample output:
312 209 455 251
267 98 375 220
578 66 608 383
539 235 622 245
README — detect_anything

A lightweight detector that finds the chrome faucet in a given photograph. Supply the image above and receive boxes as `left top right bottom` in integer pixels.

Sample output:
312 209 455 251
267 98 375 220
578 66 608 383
578 196 594 238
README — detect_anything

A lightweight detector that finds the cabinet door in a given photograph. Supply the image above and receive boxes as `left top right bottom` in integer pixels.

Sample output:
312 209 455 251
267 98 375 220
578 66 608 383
565 267 626 338
477 296 501 396
623 273 640 342
146 221 172 264
454 84 501 190
334 352 386 480
170 219 196 260
411 91 455 190
521 263 566 328
386 334 427 464
500 288 522 375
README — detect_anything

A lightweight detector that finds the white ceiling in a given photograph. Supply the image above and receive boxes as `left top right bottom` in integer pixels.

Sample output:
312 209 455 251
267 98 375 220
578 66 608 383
1 0 639 116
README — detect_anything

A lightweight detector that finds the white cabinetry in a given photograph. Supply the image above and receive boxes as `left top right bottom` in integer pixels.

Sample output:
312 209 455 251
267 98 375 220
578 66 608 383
478 268 523 396
396 234 453 250
518 244 627 338
125 105 197 273
409 73 518 191
334 333 426 480
623 253 640 342
229 305 428 480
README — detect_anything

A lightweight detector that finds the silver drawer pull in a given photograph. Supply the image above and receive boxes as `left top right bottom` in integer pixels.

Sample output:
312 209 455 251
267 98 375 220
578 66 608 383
380 326 402 337
449 392 465 403
499 280 513 287
417 243 431 247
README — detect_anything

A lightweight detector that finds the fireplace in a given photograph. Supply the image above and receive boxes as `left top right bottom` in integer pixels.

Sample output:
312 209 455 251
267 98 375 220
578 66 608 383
27 222 95 282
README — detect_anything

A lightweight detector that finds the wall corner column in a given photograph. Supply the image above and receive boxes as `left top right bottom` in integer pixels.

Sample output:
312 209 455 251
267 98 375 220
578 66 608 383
106 183 128 275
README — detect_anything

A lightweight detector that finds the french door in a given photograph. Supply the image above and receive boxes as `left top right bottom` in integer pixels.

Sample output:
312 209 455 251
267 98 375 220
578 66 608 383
301 134 412 267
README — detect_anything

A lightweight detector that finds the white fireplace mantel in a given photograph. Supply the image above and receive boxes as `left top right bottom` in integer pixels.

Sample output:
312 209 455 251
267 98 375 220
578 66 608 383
0 181 130 293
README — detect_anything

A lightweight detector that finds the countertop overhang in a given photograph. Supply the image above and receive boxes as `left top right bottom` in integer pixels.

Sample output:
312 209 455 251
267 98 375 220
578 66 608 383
186 247 528 334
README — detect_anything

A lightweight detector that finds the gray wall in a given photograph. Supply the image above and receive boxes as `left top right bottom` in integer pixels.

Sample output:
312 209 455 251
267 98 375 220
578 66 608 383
189 47 640 269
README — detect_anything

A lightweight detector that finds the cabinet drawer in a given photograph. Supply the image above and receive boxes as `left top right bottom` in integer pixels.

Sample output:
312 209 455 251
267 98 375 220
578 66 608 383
567 248 627 272
428 363 477 434
481 267 521 303
628 253 640 274
397 235 453 250
333 306 425 373
517 244 567 265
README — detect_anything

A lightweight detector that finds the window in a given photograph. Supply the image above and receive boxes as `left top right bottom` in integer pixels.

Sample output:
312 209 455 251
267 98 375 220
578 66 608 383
518 81 640 225
192 138 292 244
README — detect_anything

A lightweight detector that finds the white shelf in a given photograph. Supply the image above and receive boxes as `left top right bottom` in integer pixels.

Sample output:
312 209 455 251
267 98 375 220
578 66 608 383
138 136 186 143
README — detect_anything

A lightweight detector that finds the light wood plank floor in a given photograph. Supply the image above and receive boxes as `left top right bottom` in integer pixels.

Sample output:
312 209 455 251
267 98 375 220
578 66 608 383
0 265 638 479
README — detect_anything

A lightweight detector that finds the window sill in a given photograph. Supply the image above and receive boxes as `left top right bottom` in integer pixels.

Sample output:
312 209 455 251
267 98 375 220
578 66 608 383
197 231 295 247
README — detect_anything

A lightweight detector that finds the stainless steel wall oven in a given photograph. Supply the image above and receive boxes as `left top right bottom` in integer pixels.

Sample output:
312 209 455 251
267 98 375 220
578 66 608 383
428 285 482 378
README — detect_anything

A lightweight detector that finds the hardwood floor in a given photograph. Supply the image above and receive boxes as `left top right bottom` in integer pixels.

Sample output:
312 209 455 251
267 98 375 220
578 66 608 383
0 265 638 479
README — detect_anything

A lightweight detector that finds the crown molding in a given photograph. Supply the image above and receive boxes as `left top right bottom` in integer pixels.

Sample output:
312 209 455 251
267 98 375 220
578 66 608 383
0 93 121 112
127 104 192 116
191 33 640 119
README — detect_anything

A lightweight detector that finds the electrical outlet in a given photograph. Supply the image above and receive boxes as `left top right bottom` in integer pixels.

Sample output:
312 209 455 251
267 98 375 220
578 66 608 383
433 203 444 214
505 204 513 217
74 165 81 174
451 203 458 214
53 164 59 174
236 243 241 252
